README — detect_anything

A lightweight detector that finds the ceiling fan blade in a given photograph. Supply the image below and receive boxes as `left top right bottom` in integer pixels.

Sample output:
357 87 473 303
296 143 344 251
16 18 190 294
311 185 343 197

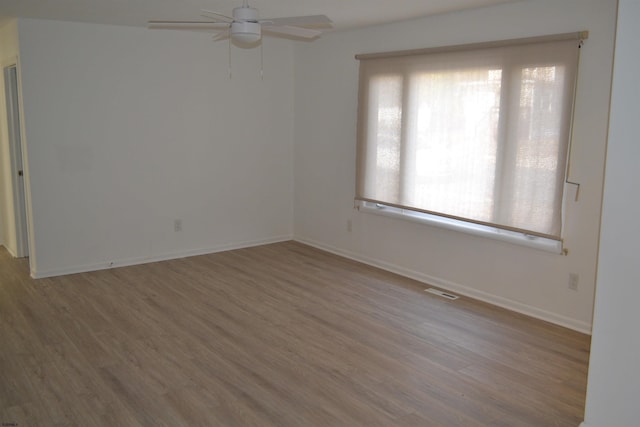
263 25 323 40
261 15 333 28
212 30 231 42
200 9 234 22
147 21 230 32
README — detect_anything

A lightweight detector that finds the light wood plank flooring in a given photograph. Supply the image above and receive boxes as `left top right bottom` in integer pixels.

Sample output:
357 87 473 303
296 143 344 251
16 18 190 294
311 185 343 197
0 241 590 426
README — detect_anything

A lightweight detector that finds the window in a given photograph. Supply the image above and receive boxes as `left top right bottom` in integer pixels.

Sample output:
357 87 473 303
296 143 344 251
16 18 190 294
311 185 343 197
356 33 584 241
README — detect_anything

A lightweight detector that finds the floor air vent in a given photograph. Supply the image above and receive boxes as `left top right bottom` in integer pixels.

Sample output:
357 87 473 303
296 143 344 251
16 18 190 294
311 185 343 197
425 288 459 300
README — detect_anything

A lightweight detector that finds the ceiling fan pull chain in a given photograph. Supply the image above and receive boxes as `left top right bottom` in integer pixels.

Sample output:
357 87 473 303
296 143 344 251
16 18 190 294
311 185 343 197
260 42 264 80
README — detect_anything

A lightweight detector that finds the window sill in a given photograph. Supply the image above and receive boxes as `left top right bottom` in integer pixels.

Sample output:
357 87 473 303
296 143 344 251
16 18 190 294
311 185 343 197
357 202 564 254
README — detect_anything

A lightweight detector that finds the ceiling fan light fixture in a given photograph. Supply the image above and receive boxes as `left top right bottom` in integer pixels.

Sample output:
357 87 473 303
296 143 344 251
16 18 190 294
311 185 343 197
231 21 262 44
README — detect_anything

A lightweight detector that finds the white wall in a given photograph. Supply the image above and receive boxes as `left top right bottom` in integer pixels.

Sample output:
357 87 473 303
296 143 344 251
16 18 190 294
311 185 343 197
293 0 617 332
17 19 295 277
581 0 640 425
0 19 20 254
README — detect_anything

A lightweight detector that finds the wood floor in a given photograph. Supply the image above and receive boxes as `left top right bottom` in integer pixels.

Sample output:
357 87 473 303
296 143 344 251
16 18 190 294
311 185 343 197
0 241 590 426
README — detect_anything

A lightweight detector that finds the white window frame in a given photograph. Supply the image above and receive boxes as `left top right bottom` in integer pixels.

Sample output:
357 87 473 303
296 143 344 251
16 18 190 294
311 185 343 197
354 32 587 254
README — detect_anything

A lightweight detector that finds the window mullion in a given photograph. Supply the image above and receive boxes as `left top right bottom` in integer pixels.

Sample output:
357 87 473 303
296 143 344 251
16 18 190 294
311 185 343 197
492 63 513 225
398 71 413 206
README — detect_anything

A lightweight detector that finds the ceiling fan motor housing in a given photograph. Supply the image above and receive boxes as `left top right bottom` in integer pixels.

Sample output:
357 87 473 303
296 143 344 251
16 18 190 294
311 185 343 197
231 5 261 43
233 6 259 22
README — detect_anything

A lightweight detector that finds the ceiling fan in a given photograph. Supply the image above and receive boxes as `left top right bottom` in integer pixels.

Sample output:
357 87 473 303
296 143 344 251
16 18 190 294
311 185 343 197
147 0 333 46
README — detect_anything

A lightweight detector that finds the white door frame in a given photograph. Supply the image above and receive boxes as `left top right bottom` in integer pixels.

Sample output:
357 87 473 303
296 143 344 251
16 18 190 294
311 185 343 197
3 62 30 258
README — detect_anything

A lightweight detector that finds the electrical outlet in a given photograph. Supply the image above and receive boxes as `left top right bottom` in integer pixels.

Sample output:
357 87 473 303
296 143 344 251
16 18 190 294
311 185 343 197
568 273 579 291
347 219 352 232
174 219 182 232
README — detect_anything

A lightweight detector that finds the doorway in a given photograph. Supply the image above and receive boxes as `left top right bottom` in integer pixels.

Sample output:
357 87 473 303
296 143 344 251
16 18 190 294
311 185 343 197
3 64 29 258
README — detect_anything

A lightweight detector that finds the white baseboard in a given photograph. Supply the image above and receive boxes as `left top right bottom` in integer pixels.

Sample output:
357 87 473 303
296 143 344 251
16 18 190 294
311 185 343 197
29 233 592 334
294 236 592 335
31 235 293 279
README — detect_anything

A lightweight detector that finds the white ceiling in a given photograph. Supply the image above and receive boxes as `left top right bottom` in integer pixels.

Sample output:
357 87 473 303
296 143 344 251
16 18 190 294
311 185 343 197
0 0 520 32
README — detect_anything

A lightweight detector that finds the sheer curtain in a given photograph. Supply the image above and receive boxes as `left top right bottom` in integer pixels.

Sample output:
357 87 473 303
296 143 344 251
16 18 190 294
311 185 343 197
356 35 581 239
